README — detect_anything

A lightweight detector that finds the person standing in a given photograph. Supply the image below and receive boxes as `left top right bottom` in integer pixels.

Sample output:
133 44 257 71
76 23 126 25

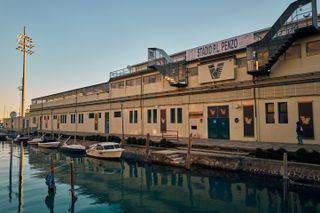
296 121 303 145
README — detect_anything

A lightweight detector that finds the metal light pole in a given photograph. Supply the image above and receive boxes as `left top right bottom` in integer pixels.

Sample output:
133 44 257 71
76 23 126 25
16 26 34 118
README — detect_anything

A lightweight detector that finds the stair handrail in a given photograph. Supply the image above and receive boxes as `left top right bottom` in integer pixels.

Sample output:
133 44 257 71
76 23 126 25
255 0 312 46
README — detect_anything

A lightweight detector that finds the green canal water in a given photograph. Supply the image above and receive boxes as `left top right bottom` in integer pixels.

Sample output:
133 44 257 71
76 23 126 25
1 141 320 213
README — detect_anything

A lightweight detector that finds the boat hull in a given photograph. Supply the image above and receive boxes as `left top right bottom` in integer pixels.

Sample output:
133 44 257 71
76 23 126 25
86 149 124 159
60 146 86 154
38 142 60 148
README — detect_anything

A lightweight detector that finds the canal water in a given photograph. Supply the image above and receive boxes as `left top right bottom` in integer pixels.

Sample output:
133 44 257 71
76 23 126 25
1 141 320 213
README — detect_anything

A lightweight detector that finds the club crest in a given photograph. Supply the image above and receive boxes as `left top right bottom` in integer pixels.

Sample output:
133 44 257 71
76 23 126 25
208 63 224 79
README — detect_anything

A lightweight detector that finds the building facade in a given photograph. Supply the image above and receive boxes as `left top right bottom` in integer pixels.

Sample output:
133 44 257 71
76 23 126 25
9 1 320 144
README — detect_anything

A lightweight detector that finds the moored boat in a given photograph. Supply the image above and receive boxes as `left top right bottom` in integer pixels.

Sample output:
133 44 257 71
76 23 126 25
60 144 86 154
38 140 61 148
86 142 124 159
27 137 43 145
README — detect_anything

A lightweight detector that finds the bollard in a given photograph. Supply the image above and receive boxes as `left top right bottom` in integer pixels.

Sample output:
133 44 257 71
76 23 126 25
283 152 288 180
186 133 193 169
145 133 150 162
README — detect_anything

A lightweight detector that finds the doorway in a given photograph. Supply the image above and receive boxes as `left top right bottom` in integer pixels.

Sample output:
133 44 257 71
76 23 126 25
207 106 230 139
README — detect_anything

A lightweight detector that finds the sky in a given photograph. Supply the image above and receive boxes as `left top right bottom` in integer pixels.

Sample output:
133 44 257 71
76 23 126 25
0 0 319 119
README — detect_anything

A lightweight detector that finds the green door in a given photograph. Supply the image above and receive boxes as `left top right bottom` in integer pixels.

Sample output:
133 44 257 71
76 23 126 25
208 118 219 139
208 106 230 139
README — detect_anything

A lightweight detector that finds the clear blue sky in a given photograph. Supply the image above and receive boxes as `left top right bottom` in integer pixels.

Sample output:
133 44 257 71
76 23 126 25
0 0 319 118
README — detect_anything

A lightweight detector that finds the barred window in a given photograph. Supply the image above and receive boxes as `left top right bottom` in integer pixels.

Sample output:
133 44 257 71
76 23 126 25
236 57 247 68
188 67 198 76
143 74 161 84
285 45 301 60
111 81 124 89
306 40 320 56
126 78 141 87
114 111 121 118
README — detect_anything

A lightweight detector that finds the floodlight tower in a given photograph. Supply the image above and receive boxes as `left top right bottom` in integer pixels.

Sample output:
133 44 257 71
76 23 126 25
16 26 34 118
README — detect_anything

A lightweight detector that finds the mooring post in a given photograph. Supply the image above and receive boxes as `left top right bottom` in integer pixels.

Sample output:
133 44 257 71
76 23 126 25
50 159 55 191
186 133 192 169
145 133 150 162
70 160 75 200
283 152 288 180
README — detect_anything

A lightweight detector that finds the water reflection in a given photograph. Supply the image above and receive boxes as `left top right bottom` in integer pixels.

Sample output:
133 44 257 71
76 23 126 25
26 147 320 213
1 143 320 213
18 143 24 213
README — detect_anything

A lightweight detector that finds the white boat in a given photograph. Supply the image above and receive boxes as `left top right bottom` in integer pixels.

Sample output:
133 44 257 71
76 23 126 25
38 140 61 148
86 142 124 159
28 137 43 145
60 137 86 154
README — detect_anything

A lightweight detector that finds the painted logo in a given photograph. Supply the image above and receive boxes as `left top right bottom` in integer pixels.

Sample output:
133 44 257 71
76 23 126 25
208 63 224 79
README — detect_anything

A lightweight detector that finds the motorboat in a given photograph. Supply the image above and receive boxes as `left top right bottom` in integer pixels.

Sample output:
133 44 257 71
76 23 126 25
38 140 61 148
59 137 86 154
38 135 62 148
60 144 86 154
14 134 31 144
86 142 124 159
28 136 43 145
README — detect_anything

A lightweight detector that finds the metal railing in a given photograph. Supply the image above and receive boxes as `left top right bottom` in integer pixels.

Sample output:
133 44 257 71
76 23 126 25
161 130 179 141
109 67 132 79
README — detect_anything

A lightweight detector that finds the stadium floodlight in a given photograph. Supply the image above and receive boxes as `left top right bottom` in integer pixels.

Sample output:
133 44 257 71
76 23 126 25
16 26 34 118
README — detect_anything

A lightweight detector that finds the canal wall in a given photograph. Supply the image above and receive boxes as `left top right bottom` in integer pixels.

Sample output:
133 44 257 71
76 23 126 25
121 145 320 184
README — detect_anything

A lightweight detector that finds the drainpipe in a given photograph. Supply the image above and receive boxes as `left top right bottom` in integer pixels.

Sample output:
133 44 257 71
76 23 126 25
253 78 260 142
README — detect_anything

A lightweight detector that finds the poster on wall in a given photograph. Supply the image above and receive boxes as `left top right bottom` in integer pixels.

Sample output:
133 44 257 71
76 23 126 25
298 102 314 139
243 105 254 137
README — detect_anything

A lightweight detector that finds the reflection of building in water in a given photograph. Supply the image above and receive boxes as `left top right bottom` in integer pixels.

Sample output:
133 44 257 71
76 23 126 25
27 148 320 213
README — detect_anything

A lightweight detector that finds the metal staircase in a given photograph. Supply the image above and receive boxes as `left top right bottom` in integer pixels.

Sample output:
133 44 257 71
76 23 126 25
247 0 319 76
148 48 187 87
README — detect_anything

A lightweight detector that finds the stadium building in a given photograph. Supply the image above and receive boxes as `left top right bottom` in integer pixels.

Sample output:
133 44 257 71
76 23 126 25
6 0 320 144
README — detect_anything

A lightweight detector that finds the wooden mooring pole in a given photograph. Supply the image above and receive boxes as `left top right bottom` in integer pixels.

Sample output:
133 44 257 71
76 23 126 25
70 160 76 201
283 152 288 180
50 158 55 191
186 133 193 169
145 133 150 162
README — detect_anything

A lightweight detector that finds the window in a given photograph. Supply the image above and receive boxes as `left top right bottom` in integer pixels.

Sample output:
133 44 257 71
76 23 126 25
60 115 67 124
170 108 176 123
177 108 183 123
129 111 133 123
111 81 124 89
114 111 121 118
147 109 157 123
88 113 94 119
78 114 84 124
153 109 157 123
306 40 320 56
71 114 76 124
143 74 161 84
134 110 138 123
236 57 247 68
188 67 198 76
53 115 57 120
147 109 152 123
126 78 141 87
98 113 101 118
285 45 301 60
265 103 275 124
33 117 36 124
278 102 288 123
